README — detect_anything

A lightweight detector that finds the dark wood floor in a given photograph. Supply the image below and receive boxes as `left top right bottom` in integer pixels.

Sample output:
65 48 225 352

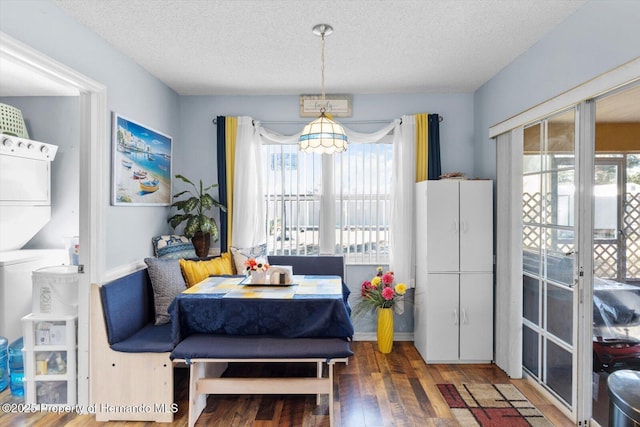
0 341 574 426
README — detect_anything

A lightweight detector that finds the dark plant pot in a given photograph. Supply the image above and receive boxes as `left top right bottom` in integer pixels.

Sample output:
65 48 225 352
191 231 211 258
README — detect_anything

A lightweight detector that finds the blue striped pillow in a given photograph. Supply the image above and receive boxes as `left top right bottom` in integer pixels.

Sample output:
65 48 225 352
152 235 197 259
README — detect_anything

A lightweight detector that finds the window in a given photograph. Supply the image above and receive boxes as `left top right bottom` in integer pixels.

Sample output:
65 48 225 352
262 136 393 263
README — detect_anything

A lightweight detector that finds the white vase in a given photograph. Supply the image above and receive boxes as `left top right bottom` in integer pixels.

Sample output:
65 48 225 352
250 270 267 284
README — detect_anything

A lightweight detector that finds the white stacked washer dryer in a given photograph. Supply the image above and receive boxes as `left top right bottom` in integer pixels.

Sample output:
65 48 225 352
0 135 66 343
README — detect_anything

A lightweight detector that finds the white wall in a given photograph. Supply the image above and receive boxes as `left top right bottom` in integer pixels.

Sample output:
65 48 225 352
0 0 180 270
473 0 640 179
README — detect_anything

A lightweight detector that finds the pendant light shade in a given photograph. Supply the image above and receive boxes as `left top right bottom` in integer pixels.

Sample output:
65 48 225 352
299 111 348 154
299 24 348 154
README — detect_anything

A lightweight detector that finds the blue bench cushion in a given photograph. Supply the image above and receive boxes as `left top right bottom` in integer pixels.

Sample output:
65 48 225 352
267 255 344 279
101 269 152 345
111 323 174 353
101 268 175 353
170 335 353 360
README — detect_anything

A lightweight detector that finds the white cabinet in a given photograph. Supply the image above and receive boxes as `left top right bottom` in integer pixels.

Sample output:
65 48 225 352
416 180 493 273
22 313 77 406
414 180 493 363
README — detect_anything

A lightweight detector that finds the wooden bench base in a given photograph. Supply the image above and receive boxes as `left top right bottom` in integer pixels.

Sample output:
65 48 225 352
178 357 347 427
90 283 175 423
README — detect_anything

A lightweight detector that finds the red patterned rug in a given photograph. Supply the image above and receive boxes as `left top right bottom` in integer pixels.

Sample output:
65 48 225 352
437 383 553 426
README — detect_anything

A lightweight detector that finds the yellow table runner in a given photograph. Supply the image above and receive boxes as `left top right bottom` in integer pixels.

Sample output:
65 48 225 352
183 275 342 299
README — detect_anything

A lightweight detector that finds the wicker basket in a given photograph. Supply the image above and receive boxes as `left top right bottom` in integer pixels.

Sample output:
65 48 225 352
0 103 29 138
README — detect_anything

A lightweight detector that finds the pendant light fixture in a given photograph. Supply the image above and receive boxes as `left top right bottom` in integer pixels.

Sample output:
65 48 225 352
299 24 348 154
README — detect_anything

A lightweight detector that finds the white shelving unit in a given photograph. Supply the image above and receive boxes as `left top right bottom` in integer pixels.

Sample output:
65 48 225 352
414 180 494 363
21 313 77 406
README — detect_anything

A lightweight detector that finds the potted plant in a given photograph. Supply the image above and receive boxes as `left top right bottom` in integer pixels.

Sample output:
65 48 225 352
168 174 226 257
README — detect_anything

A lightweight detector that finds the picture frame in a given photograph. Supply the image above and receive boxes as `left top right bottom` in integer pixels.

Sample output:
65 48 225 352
299 94 352 117
111 113 172 206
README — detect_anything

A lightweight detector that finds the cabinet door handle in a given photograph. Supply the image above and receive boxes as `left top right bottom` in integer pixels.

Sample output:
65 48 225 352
461 308 469 325
460 220 467 233
453 308 458 325
453 220 459 233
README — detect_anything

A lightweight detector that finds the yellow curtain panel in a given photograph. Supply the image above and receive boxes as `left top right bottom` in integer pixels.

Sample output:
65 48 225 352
225 116 238 247
415 113 429 182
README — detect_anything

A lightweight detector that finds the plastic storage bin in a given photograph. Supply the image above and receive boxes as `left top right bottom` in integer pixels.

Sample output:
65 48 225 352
8 337 24 396
22 314 76 406
32 266 79 315
0 336 7 392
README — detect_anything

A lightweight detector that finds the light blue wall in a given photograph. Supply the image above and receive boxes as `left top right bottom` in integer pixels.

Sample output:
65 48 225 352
177 93 475 334
474 0 640 179
0 0 180 269
0 96 79 249
177 92 477 207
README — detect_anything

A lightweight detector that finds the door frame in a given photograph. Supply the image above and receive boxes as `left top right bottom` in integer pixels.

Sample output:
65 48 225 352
0 32 108 408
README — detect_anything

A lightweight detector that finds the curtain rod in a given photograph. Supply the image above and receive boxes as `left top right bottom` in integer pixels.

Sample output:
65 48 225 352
211 115 443 125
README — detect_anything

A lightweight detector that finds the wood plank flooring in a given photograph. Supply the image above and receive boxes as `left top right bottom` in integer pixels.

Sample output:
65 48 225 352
0 341 574 426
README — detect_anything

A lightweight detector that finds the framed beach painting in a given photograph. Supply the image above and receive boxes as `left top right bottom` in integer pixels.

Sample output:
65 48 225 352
111 113 172 206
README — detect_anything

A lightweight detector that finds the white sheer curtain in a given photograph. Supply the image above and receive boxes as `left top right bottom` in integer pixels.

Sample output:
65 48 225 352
234 118 415 282
495 129 523 379
259 121 397 144
390 115 416 306
231 116 266 248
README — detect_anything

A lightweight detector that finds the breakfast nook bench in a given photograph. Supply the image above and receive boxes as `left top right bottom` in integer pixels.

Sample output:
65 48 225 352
90 269 176 422
170 334 353 427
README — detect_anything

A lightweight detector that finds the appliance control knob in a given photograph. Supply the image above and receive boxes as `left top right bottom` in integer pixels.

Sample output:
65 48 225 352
27 143 34 150
2 138 13 148
17 141 25 149
40 145 50 154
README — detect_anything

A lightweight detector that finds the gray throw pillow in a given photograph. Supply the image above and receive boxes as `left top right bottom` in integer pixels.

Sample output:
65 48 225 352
144 257 186 325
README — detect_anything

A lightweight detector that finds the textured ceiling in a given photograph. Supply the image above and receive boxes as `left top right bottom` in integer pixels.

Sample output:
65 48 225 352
52 0 587 96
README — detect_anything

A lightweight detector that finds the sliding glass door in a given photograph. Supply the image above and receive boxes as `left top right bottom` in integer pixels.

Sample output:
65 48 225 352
519 83 640 425
522 108 577 410
493 66 640 425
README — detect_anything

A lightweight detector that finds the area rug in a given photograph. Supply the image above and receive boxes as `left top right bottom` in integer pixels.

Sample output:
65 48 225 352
437 383 553 427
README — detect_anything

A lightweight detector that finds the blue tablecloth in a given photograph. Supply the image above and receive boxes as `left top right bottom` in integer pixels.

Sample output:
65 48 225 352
169 275 353 343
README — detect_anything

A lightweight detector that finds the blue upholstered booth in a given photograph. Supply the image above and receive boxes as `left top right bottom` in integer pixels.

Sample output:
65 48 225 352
267 255 345 279
99 269 174 352
171 335 353 360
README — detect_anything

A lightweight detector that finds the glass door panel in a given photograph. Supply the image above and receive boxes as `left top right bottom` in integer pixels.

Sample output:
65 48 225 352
594 161 622 280
626 154 640 282
591 84 640 427
522 108 577 409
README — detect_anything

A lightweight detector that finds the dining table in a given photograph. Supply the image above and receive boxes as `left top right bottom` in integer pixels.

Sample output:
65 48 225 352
168 274 354 343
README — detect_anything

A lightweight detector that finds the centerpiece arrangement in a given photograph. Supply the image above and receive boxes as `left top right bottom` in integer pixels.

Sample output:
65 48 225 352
355 267 407 353
244 257 270 284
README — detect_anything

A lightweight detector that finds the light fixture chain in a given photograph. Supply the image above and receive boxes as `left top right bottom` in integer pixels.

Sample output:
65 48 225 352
321 30 326 105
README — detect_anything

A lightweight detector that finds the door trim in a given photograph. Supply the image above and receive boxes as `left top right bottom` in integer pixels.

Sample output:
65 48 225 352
0 31 108 409
575 100 595 426
489 57 640 138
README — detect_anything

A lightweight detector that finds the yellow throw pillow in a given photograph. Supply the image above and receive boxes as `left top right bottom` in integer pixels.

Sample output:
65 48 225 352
179 252 234 287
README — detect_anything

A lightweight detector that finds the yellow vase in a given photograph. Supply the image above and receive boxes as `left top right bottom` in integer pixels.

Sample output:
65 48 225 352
377 307 394 353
